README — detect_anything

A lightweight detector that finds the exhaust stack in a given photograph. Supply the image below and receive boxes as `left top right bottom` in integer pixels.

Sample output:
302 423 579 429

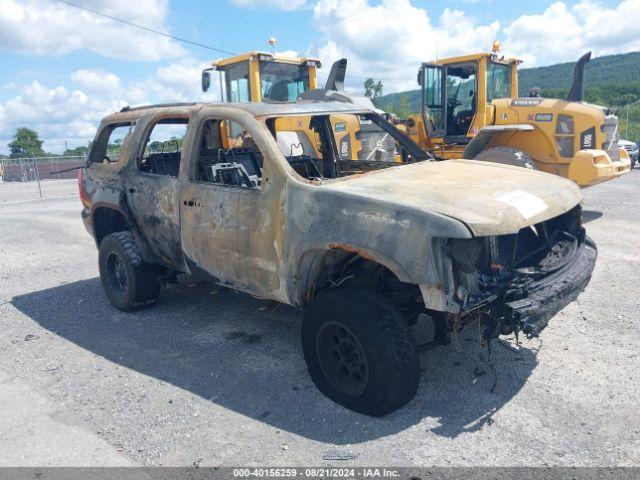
566 52 591 102
324 58 347 91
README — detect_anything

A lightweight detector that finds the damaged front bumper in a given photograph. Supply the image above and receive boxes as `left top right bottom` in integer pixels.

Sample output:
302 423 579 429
501 234 597 336
444 224 598 342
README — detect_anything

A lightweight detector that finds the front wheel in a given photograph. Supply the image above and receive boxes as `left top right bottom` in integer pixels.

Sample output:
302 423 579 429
474 146 536 170
302 286 420 416
98 232 161 312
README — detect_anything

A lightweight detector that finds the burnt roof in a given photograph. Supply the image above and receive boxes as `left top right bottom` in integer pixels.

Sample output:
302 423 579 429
110 100 370 119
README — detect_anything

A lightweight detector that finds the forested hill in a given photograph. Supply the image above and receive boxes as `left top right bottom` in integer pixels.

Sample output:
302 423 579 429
376 51 640 116
518 51 640 94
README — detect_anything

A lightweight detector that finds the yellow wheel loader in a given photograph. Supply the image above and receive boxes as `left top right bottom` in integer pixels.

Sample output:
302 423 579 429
404 49 631 187
202 51 321 103
201 52 406 176
200 49 630 187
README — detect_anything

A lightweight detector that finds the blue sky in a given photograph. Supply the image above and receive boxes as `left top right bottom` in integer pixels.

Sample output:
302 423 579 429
1 0 638 153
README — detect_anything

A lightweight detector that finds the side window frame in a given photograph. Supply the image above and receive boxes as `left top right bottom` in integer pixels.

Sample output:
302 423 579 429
134 115 190 179
88 121 138 169
187 115 265 191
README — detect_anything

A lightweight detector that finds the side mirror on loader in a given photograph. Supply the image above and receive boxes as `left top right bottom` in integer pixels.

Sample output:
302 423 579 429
201 68 212 92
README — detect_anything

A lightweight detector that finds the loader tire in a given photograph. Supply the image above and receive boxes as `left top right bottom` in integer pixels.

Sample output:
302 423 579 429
302 286 420 416
474 146 536 170
98 232 161 312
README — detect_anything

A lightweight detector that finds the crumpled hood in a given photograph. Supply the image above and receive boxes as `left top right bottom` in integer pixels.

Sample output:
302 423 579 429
321 160 582 236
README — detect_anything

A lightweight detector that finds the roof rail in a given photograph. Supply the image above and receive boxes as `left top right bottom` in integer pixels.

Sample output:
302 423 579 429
119 102 199 113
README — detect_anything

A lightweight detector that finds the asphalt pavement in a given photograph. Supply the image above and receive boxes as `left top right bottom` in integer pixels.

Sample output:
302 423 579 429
0 171 638 467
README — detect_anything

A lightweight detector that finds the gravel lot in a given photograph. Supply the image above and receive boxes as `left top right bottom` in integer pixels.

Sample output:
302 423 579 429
0 171 639 467
0 179 79 204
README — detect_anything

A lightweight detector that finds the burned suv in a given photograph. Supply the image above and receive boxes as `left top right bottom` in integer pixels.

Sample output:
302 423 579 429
80 101 596 415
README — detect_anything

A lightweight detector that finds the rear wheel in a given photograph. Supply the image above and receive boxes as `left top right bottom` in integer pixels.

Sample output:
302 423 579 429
474 146 536 170
98 232 161 311
302 286 420 416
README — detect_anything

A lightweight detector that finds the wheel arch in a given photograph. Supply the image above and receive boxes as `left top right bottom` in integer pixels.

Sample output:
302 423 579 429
464 124 555 161
90 202 158 265
293 243 417 308
91 204 131 245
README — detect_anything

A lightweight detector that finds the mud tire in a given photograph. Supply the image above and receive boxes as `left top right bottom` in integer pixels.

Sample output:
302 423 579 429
302 286 420 416
474 146 537 169
98 232 161 312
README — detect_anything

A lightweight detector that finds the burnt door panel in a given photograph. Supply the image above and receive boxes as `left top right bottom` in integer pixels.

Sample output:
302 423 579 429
126 173 183 268
179 182 282 300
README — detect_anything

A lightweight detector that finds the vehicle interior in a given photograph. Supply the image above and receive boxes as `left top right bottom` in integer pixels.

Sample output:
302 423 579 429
195 119 264 188
266 113 429 178
191 113 430 189
138 118 189 177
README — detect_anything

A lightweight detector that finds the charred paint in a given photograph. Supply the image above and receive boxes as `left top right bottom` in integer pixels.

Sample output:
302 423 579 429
80 101 596 341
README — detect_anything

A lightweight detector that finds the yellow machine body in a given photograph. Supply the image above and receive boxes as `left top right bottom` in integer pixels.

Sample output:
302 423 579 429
210 51 319 103
405 52 630 187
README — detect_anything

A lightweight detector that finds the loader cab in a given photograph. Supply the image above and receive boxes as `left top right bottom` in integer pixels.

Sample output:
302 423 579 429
202 51 321 103
418 53 519 146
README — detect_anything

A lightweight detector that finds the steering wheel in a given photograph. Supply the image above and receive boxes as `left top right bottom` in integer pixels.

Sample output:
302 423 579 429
447 97 462 109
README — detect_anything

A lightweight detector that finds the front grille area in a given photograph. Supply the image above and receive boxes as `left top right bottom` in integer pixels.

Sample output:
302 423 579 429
601 115 620 162
621 143 638 154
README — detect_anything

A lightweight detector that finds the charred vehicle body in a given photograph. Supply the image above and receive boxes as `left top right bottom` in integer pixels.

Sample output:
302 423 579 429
80 101 597 415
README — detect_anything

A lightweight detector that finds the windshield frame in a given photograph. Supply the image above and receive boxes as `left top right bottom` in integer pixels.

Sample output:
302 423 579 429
259 60 310 102
486 61 511 103
261 111 433 184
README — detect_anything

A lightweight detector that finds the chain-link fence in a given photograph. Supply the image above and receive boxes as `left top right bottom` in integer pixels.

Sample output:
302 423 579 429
0 156 86 202
0 156 85 183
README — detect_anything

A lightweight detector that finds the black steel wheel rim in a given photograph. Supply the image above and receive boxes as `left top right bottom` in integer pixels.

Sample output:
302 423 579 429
105 252 127 298
316 321 369 397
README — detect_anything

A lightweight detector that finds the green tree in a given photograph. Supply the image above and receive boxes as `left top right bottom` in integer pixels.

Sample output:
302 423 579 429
8 127 45 158
364 78 384 101
396 96 411 119
64 145 90 157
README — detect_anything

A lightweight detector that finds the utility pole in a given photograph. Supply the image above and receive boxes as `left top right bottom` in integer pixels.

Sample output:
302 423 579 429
33 156 42 198
220 71 224 102
626 105 629 140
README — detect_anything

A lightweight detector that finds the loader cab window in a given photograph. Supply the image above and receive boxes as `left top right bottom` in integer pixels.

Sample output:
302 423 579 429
224 62 251 102
259 61 310 102
194 118 262 190
422 65 444 135
487 62 511 102
138 119 188 177
445 62 477 137
88 122 136 166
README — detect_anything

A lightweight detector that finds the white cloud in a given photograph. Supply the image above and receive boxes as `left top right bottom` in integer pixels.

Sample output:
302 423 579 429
0 0 184 61
231 0 307 11
504 0 640 66
70 69 122 94
276 50 299 58
311 0 640 93
311 0 499 92
149 59 219 102
0 58 222 153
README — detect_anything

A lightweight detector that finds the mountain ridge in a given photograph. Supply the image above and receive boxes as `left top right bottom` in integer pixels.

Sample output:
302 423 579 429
376 50 640 115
